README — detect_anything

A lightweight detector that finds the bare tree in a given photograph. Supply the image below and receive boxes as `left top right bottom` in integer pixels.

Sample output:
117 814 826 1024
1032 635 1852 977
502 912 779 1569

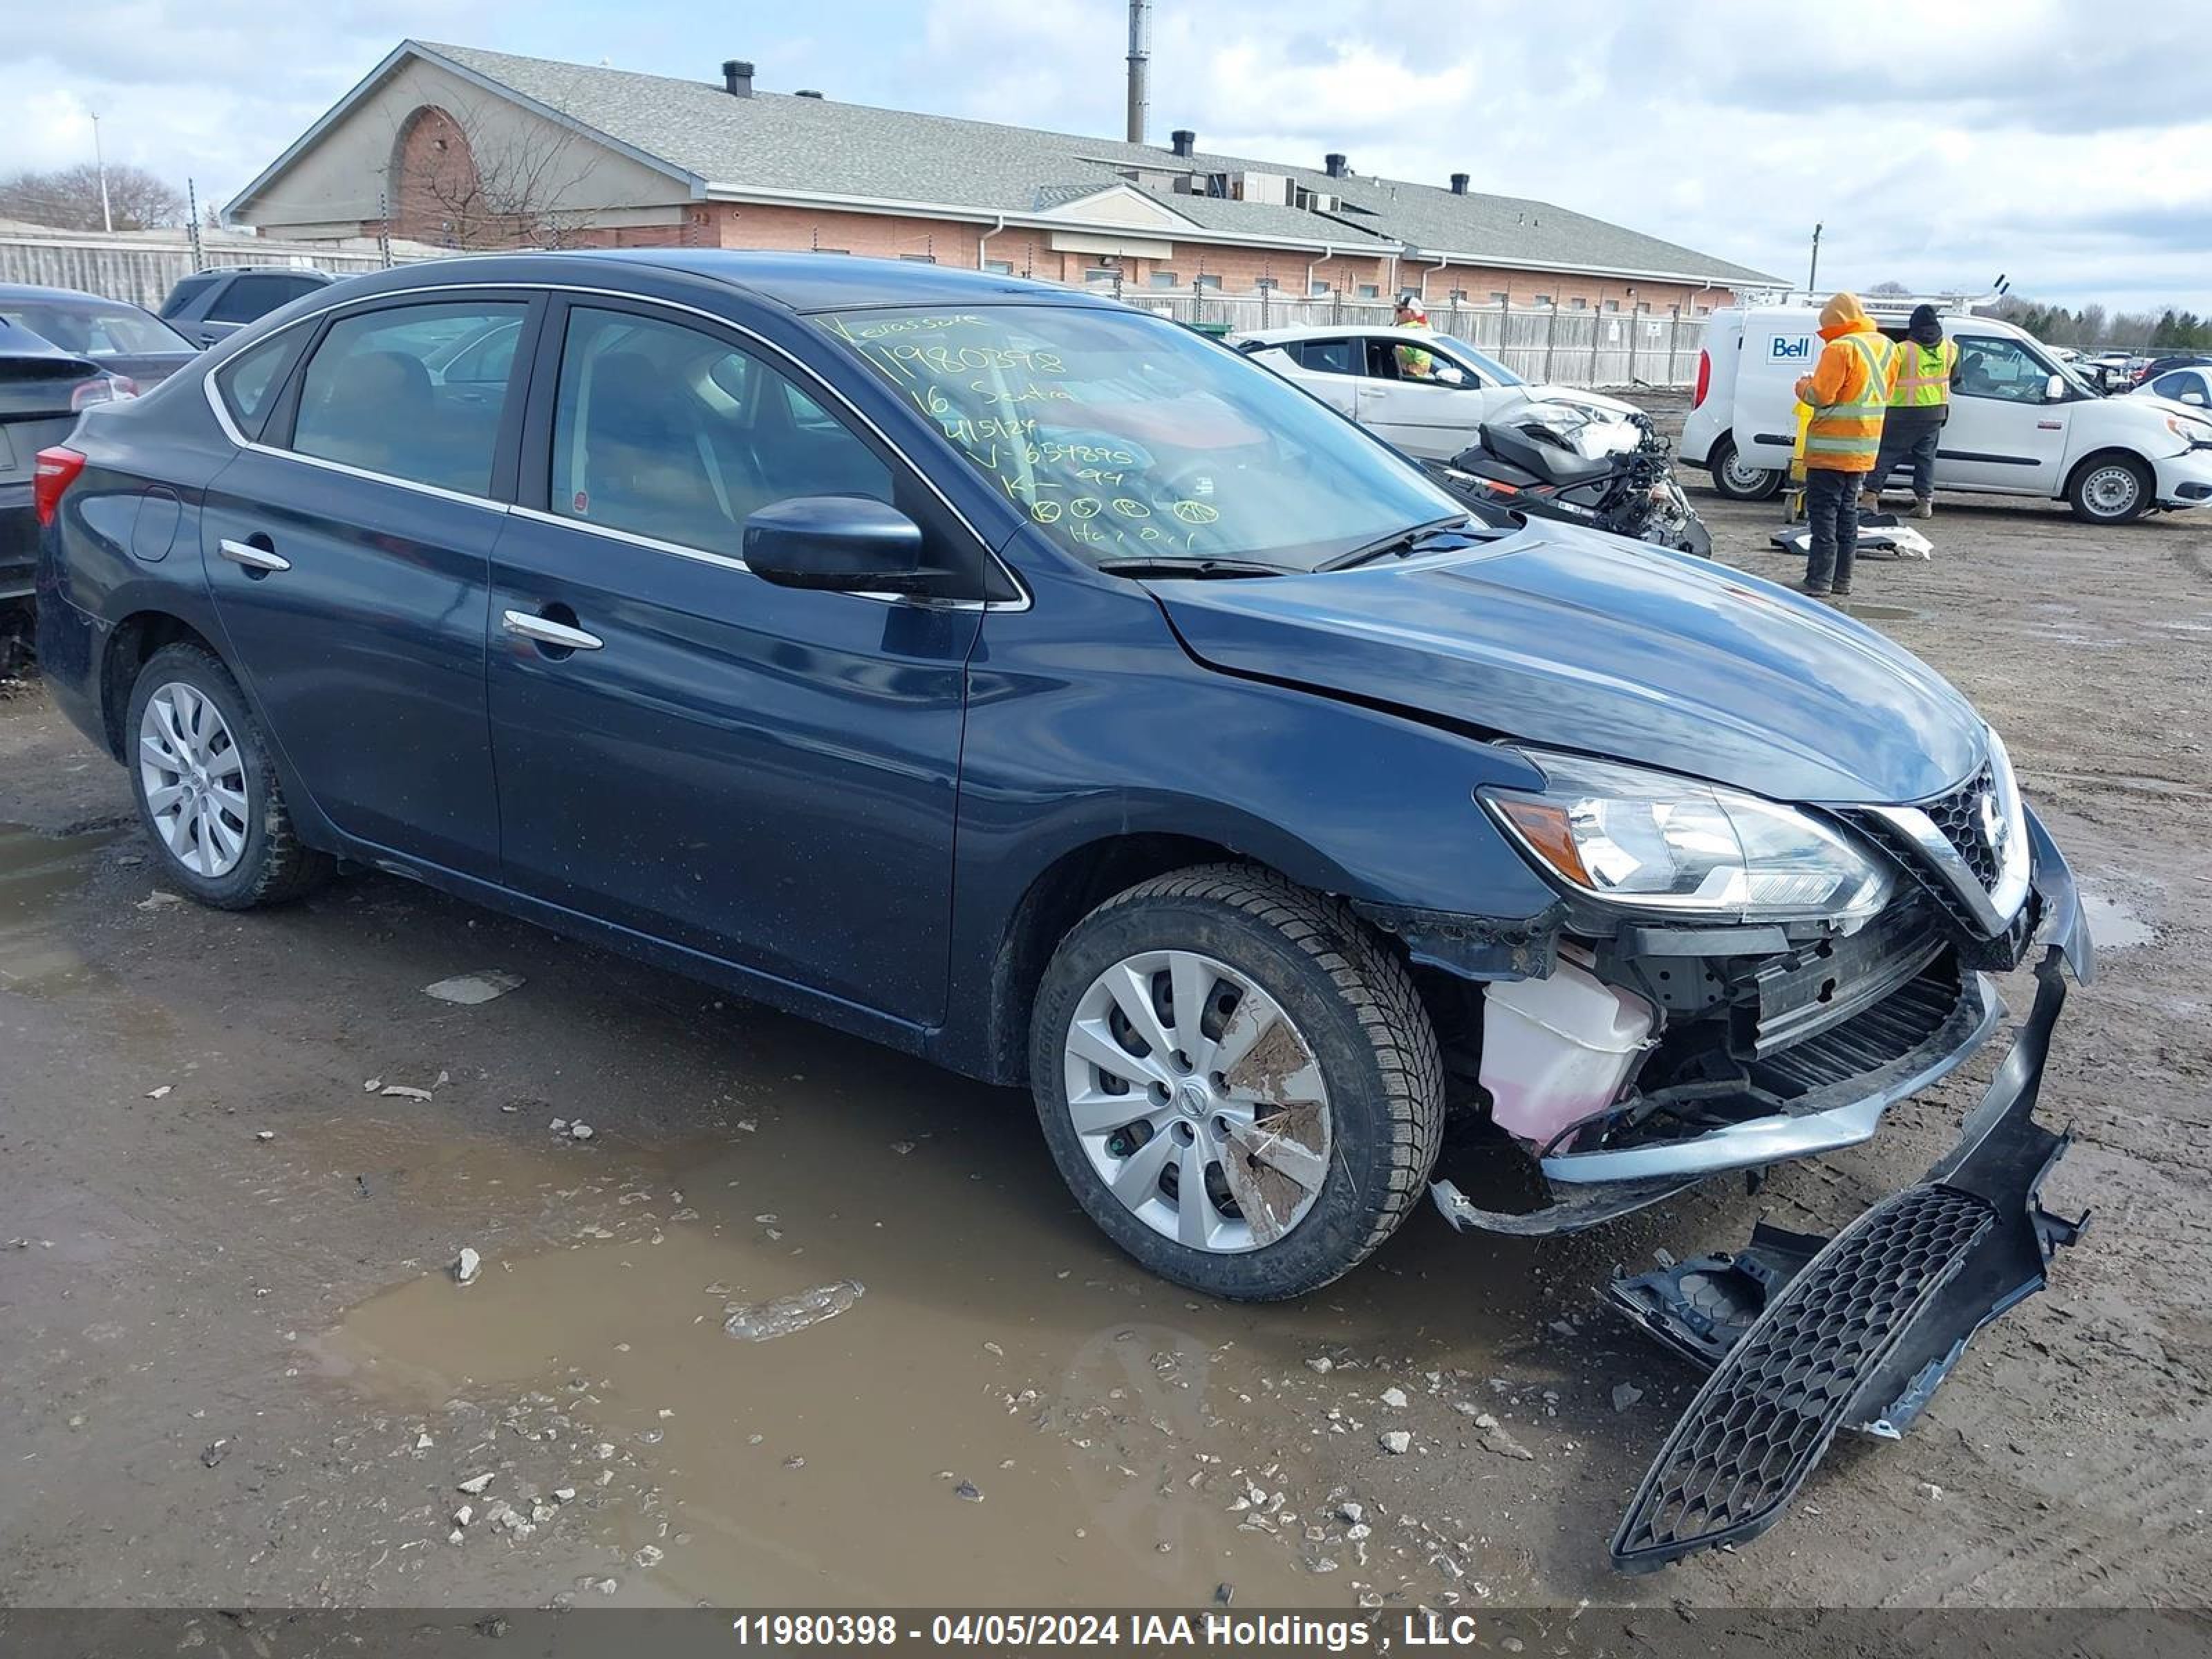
1867 279 1911 296
391 99 601 250
0 162 185 231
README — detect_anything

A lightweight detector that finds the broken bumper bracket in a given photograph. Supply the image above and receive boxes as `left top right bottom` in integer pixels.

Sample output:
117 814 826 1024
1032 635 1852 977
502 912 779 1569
1606 941 2088 1573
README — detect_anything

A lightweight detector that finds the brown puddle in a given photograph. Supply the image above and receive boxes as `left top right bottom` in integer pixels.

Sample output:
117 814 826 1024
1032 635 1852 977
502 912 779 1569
306 1062 1580 1606
0 820 124 993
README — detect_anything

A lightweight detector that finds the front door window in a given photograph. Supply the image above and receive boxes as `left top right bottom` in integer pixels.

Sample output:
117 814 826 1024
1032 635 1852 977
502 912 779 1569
1951 336 2057 404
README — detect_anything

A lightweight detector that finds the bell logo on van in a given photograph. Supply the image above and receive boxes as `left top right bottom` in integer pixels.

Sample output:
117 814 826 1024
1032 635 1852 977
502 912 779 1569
1770 336 1815 361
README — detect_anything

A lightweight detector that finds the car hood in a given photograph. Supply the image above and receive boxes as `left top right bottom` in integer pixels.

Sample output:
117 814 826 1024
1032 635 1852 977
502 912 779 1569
1515 384 1642 419
1152 525 1985 805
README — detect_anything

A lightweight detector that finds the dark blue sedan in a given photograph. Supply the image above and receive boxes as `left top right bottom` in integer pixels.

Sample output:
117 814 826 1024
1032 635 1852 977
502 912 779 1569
33 253 2088 1344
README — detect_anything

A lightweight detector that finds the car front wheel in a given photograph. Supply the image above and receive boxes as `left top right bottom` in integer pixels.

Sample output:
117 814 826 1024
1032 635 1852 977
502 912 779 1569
1029 865 1444 1301
126 641 333 909
2067 453 2151 523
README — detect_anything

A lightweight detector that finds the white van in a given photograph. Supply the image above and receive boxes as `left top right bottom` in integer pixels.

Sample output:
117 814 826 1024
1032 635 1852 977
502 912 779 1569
1679 302 2212 524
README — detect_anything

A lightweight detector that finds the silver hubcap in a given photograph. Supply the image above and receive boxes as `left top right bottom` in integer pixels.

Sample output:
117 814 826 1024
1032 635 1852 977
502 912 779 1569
1062 949 1332 1254
2083 466 2139 517
138 682 249 878
1721 452 1769 492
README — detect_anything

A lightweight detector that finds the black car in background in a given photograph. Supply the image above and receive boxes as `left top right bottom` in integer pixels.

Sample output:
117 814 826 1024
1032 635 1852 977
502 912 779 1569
1 317 134 636
0 283 198 393
159 266 337 348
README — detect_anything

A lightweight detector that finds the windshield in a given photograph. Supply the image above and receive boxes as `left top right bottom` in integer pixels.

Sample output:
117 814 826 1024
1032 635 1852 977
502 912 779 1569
0 300 191 358
1434 335 1525 387
816 303 1463 572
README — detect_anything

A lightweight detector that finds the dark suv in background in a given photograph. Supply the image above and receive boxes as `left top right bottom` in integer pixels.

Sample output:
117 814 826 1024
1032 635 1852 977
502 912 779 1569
159 266 338 348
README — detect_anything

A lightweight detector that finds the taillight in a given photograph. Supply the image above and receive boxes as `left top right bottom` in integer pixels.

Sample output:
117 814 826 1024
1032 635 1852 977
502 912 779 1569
70 375 135 412
33 446 86 527
1693 349 1712 409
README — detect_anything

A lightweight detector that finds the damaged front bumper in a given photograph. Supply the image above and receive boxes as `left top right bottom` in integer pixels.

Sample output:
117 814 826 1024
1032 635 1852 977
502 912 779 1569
1606 930 2089 1569
1432 807 2090 1236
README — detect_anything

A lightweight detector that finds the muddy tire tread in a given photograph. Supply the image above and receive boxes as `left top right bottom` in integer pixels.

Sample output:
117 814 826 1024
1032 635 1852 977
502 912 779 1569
1044 862 1444 1296
130 643 334 910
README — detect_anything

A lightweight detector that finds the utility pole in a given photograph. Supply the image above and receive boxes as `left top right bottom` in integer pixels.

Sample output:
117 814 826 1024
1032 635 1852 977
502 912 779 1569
1125 0 1152 144
187 178 203 268
91 110 114 232
1806 222 1822 294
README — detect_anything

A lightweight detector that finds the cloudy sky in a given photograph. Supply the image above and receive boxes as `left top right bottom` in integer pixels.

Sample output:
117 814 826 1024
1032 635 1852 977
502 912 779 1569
8 0 2209 315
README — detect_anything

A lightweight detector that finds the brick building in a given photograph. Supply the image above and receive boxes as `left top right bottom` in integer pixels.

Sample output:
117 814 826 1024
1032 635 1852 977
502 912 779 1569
227 41 1776 317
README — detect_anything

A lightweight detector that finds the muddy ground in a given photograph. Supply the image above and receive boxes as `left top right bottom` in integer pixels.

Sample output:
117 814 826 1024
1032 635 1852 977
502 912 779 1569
2 422 2208 1613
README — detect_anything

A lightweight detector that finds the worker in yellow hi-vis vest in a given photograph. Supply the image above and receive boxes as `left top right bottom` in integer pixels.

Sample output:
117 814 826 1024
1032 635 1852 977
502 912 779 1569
1864 304 1958 520
1791 292 1898 598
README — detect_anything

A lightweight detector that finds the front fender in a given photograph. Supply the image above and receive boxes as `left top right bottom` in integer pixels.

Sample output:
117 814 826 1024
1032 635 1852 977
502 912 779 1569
934 568 1562 1077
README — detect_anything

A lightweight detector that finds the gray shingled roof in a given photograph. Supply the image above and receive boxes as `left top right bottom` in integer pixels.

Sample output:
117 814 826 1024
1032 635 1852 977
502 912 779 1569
414 41 1774 283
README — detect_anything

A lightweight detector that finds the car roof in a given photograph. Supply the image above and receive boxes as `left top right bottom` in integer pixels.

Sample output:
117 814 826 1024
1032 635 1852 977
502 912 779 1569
186 265 335 278
0 281 151 307
1240 324 1437 344
301 250 1126 317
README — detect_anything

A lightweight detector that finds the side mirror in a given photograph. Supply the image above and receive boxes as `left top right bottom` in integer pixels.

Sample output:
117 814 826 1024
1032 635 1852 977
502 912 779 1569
2184 389 2209 407
1434 365 1470 386
743 496 928 594
2045 373 2068 402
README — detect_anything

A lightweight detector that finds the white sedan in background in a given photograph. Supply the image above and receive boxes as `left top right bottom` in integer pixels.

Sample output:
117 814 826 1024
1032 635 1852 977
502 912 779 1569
1230 325 1642 460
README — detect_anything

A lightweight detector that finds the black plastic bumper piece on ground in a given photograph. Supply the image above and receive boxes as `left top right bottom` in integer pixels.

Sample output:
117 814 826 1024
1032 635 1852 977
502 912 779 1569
1608 946 2086 1573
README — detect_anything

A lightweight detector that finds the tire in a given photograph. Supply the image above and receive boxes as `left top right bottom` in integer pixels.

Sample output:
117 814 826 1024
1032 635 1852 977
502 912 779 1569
126 641 333 909
1709 436 1784 502
1029 863 1444 1301
2066 453 2152 524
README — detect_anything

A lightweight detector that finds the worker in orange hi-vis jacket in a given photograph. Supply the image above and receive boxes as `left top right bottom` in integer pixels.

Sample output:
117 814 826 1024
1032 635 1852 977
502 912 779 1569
1790 292 1898 598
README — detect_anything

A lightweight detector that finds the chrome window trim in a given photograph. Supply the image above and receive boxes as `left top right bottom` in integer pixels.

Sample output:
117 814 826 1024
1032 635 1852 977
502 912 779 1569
198 279 1031 612
1860 730 2032 937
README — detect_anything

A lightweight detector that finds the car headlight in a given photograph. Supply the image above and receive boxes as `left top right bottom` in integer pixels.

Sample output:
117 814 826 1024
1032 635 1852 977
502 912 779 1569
1482 750 1895 923
2164 413 2212 444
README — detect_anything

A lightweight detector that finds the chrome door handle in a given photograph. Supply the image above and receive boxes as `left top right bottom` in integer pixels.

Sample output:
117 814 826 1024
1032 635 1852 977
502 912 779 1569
218 538 290 572
501 609 603 651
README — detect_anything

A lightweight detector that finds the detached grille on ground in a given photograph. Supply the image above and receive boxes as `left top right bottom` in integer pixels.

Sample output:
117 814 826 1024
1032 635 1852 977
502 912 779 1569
1611 1184 1995 1571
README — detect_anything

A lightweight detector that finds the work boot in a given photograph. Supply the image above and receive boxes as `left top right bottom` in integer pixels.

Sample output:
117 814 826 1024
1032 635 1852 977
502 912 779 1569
1911 497 1933 520
1830 581 1853 597
1858 489 1881 513
1798 581 1832 598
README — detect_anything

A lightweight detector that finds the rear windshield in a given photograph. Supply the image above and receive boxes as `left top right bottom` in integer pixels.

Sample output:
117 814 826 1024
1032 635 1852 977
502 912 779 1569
0 301 192 357
816 303 1461 572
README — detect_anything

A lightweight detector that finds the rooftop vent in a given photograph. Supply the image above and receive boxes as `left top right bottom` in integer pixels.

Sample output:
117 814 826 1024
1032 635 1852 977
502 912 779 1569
1450 172 1470 196
1170 129 1196 158
1324 153 1348 179
722 59 754 97
795 88 824 98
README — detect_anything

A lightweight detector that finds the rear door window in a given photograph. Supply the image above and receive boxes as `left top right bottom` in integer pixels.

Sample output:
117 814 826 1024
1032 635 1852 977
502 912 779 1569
547 306 890 551
1287 337 1362 377
289 301 527 495
212 332 308 440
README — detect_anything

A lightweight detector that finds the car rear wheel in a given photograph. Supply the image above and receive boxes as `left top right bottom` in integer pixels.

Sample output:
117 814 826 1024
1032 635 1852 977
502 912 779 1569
1709 437 1785 501
2066 453 2151 524
1029 865 1443 1301
126 642 333 909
